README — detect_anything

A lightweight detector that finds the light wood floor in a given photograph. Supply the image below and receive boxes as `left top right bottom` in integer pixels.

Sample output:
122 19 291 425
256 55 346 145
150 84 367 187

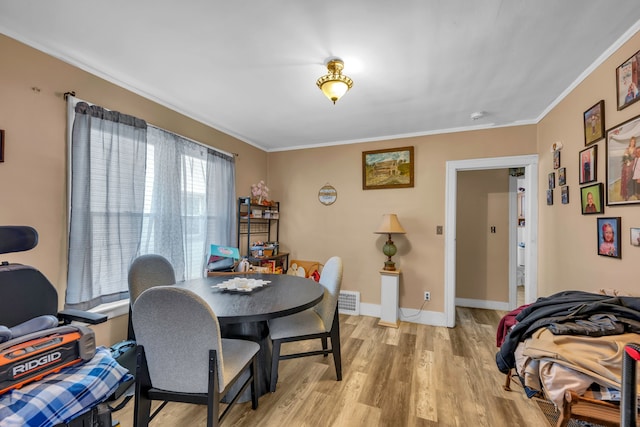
113 307 549 427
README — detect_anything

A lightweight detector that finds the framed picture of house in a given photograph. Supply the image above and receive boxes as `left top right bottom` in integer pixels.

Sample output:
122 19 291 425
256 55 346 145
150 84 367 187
553 150 561 169
580 183 603 215
578 145 597 185
616 48 640 110
597 217 621 258
583 100 605 145
605 114 640 205
362 146 414 190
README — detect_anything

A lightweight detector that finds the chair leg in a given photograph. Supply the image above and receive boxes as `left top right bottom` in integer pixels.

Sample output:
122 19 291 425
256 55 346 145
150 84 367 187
330 310 342 381
503 369 512 391
251 355 259 409
321 336 328 357
134 347 153 427
270 339 281 392
208 350 219 427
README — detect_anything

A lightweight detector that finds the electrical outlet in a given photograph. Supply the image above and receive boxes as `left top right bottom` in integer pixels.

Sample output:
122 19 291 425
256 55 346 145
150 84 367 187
424 291 430 301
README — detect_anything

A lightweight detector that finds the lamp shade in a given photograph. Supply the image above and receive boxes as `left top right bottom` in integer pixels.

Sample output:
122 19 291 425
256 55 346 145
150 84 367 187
375 214 406 235
319 80 350 103
316 58 353 104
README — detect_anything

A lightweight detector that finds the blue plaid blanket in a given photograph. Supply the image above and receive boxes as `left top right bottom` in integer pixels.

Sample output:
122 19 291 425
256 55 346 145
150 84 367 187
0 346 131 426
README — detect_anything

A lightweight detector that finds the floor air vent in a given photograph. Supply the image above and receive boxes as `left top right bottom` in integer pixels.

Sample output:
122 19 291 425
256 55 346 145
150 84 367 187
338 290 360 315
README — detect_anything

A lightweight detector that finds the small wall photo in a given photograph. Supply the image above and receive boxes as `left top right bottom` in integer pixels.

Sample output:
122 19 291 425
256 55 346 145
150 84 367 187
580 183 603 215
631 227 640 247
579 145 597 185
597 217 621 258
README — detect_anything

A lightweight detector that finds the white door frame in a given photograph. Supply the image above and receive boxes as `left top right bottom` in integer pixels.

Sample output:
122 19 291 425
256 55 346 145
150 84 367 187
444 155 539 327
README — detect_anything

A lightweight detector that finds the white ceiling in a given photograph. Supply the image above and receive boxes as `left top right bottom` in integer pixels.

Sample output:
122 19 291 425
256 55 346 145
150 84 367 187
1 1 640 152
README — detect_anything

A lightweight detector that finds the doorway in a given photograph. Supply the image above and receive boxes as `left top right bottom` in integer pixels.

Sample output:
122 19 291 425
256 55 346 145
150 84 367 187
444 155 538 328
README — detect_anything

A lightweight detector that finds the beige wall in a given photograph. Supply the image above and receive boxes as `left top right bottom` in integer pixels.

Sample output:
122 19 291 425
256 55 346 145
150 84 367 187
0 35 266 346
2 28 639 346
537 31 640 297
267 127 537 313
456 169 510 302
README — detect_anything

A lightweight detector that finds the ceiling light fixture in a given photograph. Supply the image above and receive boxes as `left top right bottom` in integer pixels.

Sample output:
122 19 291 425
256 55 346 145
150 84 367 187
316 58 353 104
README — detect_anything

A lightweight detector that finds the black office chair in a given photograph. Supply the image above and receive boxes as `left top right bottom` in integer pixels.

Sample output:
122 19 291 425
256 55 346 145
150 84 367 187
0 226 107 328
132 286 260 427
0 225 119 426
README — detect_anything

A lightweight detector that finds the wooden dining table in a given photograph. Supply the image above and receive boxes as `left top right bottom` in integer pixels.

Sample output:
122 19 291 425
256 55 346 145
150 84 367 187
174 273 324 398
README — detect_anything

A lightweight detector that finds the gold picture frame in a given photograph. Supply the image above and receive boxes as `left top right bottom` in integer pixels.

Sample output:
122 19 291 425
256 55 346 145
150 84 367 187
362 146 414 190
583 100 605 145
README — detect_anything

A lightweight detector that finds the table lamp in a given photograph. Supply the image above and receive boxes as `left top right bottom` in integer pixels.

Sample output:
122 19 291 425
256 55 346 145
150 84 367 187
374 214 406 271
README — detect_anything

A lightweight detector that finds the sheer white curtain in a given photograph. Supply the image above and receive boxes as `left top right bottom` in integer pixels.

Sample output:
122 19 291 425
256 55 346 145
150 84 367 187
66 99 236 310
142 126 236 280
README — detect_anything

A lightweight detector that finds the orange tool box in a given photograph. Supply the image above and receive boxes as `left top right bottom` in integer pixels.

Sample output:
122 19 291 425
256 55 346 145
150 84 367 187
0 325 96 395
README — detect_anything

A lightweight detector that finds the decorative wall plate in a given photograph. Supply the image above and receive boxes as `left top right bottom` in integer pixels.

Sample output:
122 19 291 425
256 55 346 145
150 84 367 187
318 184 337 205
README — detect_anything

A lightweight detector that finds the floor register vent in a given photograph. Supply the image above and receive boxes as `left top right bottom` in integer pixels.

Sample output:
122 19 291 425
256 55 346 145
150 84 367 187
338 290 360 315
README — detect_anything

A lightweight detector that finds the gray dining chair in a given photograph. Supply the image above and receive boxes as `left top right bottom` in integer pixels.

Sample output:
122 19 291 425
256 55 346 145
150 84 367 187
132 286 259 427
127 254 176 340
268 256 343 392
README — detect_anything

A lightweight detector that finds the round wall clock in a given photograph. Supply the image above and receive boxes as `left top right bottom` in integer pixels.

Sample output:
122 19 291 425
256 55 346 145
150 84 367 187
318 184 337 205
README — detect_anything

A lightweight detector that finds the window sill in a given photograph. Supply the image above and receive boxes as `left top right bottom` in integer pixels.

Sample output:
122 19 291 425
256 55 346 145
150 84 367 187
89 299 129 319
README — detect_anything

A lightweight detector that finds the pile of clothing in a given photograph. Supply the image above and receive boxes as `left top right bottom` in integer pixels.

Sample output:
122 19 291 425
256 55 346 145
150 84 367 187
496 290 640 407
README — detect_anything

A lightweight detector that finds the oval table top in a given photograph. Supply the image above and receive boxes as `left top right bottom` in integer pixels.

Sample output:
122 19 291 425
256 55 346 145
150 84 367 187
174 273 324 324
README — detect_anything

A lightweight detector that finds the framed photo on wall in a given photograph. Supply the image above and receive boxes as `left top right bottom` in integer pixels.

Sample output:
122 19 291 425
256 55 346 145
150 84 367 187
597 217 621 258
362 146 414 190
630 227 640 247
579 145 597 185
583 100 605 145
553 150 561 169
561 186 569 204
546 189 553 206
558 167 566 186
605 114 640 205
0 129 4 162
580 182 603 215
616 48 640 110
548 172 555 189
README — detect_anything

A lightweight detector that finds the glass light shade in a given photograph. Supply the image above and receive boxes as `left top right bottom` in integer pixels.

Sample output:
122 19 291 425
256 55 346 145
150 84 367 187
319 80 349 104
316 59 353 104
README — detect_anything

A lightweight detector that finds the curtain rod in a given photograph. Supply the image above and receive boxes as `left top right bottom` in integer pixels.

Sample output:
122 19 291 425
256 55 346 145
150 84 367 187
65 92 237 158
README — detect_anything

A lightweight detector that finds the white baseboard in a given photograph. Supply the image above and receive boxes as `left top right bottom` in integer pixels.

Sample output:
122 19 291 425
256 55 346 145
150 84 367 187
455 297 510 311
359 302 449 327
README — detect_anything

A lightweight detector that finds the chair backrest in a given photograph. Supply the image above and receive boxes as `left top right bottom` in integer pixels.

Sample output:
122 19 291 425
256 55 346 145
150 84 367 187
0 226 58 327
0 226 38 254
132 286 225 393
313 256 343 332
128 254 176 304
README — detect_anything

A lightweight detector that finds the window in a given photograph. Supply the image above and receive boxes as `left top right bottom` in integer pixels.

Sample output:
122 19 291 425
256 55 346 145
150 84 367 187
66 100 236 310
